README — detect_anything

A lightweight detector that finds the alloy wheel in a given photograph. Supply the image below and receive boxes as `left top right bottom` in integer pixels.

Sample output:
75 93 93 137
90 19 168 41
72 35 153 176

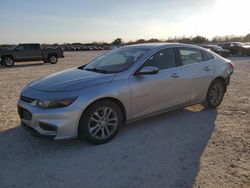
209 83 224 106
88 107 118 140
50 56 57 63
5 58 14 66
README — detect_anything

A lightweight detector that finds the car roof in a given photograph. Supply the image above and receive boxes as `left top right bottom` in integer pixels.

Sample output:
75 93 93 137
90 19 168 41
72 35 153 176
124 43 201 50
19 43 40 45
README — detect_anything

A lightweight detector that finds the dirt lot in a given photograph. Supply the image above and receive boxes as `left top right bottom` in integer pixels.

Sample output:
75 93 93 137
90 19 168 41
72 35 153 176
0 52 249 188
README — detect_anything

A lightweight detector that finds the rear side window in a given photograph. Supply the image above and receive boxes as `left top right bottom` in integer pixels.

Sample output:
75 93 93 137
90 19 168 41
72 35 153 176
202 50 215 61
143 48 176 70
32 44 41 50
23 44 32 50
23 44 40 50
178 48 203 65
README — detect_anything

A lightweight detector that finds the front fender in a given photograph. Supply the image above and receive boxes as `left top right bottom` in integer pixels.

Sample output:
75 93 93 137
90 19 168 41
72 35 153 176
74 79 132 120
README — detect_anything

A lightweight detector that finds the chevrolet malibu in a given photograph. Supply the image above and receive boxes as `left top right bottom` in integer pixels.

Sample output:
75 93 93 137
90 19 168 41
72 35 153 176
18 43 234 144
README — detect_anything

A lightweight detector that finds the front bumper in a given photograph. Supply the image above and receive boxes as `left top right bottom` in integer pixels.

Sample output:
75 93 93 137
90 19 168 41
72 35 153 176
21 122 56 139
18 99 83 140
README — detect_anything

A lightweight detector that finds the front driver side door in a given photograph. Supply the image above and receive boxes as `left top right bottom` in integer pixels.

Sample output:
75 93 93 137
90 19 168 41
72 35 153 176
13 44 26 61
129 48 184 119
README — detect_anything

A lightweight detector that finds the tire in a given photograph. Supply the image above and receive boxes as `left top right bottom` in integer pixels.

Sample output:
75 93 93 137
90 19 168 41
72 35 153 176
48 55 58 64
3 57 15 67
78 100 123 145
203 79 226 109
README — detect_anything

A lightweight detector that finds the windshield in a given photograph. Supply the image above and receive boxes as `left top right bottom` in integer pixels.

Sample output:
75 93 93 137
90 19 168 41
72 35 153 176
84 47 149 73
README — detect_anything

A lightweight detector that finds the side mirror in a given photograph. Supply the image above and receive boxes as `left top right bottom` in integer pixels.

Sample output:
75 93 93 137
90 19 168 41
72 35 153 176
136 66 159 75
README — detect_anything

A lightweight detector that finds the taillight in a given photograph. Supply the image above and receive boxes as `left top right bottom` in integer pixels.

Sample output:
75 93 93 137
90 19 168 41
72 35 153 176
229 62 234 70
227 62 234 74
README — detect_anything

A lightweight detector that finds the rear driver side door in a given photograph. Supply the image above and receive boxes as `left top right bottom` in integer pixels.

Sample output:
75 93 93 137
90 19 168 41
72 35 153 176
176 47 214 104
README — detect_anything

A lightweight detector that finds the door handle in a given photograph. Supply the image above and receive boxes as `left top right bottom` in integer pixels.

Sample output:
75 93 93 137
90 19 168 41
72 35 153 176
171 73 181 78
204 66 211 71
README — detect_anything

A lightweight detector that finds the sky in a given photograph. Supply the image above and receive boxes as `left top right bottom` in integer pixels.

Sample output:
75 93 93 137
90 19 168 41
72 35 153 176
0 0 249 44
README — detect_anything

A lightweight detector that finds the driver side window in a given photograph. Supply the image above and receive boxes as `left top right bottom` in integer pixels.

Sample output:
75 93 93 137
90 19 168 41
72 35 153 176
142 48 176 70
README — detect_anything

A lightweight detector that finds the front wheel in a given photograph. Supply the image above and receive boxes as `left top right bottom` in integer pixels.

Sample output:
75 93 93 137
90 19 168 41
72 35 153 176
203 79 226 109
78 100 123 145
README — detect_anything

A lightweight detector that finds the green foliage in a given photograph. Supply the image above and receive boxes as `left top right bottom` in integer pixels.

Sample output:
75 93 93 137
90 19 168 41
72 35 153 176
147 38 161 43
112 38 122 46
243 34 250 42
191 36 208 44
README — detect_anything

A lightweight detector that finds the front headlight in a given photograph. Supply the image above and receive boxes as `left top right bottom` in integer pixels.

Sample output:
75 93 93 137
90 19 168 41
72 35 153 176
36 97 78 108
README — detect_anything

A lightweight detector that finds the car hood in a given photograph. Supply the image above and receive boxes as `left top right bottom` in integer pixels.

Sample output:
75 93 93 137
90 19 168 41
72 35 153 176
29 68 116 92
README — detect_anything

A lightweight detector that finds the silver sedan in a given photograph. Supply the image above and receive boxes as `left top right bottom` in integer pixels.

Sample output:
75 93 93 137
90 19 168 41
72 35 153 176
18 43 234 144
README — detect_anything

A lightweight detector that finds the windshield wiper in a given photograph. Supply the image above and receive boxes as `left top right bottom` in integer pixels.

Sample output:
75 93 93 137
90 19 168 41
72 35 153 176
84 68 109 74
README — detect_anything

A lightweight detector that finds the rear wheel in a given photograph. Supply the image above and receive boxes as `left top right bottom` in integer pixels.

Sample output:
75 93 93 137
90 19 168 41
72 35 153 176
203 79 226 109
3 57 14 67
78 100 123 144
48 55 58 64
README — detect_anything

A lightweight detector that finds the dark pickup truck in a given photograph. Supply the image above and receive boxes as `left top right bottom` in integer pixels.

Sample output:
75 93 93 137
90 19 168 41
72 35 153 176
0 43 64 67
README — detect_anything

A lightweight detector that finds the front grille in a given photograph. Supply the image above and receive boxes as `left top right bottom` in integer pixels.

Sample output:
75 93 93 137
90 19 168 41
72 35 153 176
18 107 32 121
20 96 35 103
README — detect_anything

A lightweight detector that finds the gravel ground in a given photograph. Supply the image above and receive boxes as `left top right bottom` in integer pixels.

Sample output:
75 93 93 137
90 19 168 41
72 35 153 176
0 52 249 188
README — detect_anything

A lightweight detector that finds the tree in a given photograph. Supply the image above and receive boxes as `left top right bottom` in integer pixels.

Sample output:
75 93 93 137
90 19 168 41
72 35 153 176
211 36 223 43
136 39 146 44
178 37 192 44
112 38 122 46
147 38 160 43
243 33 250 42
192 35 208 44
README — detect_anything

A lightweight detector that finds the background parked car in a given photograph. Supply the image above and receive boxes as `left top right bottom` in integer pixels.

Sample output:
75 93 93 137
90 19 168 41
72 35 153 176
201 45 230 57
0 43 64 67
64 46 76 51
60 44 110 52
220 42 250 56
